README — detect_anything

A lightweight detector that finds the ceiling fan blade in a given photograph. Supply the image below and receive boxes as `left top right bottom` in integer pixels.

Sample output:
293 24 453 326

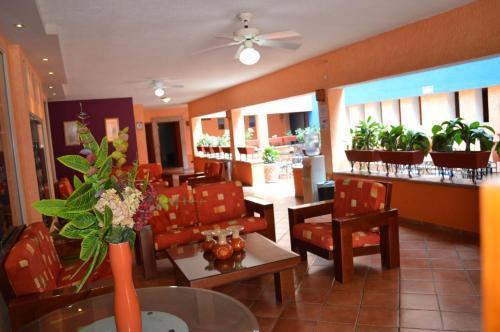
193 41 242 55
165 84 184 89
255 39 301 50
256 30 301 40
233 45 245 60
215 34 236 41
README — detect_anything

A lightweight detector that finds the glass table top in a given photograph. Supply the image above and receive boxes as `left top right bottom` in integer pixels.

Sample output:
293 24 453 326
20 286 259 332
166 233 299 282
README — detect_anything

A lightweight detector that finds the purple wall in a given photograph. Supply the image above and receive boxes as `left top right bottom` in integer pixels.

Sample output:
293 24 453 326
48 97 137 179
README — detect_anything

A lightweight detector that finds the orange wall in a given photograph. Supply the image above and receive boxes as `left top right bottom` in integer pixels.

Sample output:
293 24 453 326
267 113 290 137
201 118 226 137
134 104 194 167
334 174 479 233
189 0 500 117
2 40 50 223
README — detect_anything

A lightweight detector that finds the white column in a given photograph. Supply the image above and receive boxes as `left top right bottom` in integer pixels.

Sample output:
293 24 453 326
191 116 203 156
327 88 350 172
256 113 269 149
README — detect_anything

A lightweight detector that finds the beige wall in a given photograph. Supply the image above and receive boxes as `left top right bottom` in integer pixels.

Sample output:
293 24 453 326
487 86 500 134
189 0 500 117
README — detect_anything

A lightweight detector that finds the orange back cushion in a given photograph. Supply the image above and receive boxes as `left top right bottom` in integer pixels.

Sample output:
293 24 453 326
5 237 58 296
149 185 198 232
57 177 73 199
205 162 223 177
193 181 246 225
136 163 163 182
334 179 387 218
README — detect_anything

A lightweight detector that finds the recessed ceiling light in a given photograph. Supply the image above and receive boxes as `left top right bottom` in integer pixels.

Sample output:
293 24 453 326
48 86 53 89
161 96 171 104
154 87 165 97
52 92 56 96
42 58 48 62
14 23 24 28
48 71 54 75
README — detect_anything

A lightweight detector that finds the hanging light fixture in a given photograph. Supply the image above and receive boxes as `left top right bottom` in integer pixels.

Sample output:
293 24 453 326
154 87 165 97
161 96 171 103
239 41 261 66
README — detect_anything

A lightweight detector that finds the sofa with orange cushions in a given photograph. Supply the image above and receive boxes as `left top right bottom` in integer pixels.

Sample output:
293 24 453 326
0 222 113 330
136 181 276 279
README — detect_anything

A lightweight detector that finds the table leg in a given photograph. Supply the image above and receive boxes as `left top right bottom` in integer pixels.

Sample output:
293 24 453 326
274 269 295 303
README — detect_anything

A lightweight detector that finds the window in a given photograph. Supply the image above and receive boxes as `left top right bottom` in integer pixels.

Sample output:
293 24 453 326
249 115 256 128
217 118 225 130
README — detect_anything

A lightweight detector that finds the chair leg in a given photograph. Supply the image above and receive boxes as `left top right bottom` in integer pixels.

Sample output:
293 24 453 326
291 241 308 262
333 223 354 283
380 216 400 269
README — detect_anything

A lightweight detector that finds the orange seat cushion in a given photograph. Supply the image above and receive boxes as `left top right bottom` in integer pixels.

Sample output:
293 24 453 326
193 181 246 225
293 222 380 251
154 216 267 250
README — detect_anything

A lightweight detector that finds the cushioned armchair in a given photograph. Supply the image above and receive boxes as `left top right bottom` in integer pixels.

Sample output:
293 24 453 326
1 223 112 330
288 178 399 283
178 161 224 186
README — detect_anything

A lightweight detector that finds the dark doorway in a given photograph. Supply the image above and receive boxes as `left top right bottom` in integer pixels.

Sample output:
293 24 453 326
158 121 183 168
289 112 309 133
145 123 156 163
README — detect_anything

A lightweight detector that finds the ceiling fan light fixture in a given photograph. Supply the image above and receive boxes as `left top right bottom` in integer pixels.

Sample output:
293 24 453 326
239 47 260 66
154 87 165 97
161 96 171 103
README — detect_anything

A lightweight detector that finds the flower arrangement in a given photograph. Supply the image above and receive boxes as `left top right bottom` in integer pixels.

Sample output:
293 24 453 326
32 121 159 291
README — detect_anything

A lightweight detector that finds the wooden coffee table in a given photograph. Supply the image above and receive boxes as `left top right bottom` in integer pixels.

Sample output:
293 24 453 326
166 233 300 303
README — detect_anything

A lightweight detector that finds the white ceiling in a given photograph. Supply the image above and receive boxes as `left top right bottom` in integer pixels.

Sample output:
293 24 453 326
3 0 472 106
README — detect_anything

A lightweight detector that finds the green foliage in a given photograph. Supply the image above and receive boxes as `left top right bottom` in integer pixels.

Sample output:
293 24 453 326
245 128 255 140
263 146 279 164
295 127 320 143
379 125 430 155
32 121 140 293
350 117 382 150
285 130 293 136
431 118 495 152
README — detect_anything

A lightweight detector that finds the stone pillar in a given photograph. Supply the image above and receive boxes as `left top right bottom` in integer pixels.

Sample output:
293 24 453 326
316 89 334 175
227 109 245 161
255 113 269 150
191 116 203 157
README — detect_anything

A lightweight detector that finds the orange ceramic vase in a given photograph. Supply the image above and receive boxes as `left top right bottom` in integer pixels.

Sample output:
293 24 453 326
109 242 142 332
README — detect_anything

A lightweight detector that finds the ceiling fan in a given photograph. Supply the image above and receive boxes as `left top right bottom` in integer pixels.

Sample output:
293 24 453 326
196 12 302 65
124 79 184 103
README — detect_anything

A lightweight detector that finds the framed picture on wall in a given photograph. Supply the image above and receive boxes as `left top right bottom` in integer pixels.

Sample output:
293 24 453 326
63 121 80 146
105 118 120 142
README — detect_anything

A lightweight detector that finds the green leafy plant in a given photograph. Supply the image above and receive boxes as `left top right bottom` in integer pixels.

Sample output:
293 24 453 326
262 146 279 164
295 127 320 143
32 122 159 292
350 116 382 150
432 118 496 152
379 125 430 155
245 128 255 140
285 130 293 136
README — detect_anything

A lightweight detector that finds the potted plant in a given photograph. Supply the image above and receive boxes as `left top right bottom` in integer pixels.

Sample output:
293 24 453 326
430 118 496 169
378 125 429 177
263 146 280 183
345 116 382 172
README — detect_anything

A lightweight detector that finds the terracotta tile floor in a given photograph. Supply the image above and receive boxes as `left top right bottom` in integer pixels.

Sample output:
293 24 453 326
138 180 482 332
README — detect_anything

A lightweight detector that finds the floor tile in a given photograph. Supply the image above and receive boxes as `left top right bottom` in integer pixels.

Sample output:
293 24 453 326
357 307 399 327
364 278 399 293
429 258 463 269
441 311 481 331
314 322 355 332
361 290 399 309
319 305 358 324
400 294 439 310
400 280 436 294
356 326 398 332
434 280 475 295
432 269 469 282
400 258 430 268
399 309 443 330
438 295 481 312
296 286 330 303
281 302 323 321
272 318 316 332
326 289 363 306
400 269 433 281
255 316 277 332
250 299 286 318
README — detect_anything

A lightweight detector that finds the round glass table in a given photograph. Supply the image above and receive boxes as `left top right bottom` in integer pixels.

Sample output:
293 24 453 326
20 286 259 332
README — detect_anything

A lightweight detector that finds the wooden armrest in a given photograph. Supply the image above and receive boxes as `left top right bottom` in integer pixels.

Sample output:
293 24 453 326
134 225 158 280
288 199 334 226
332 208 398 232
244 196 276 242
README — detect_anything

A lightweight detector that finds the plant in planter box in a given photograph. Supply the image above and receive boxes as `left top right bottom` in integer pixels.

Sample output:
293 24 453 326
430 118 498 182
345 117 382 172
378 125 429 177
263 146 280 183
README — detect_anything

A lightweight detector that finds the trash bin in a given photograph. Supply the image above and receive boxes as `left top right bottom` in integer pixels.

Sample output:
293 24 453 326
317 181 335 201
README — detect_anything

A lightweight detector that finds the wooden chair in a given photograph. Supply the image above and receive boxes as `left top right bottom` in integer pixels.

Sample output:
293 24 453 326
178 161 224 186
288 178 399 283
